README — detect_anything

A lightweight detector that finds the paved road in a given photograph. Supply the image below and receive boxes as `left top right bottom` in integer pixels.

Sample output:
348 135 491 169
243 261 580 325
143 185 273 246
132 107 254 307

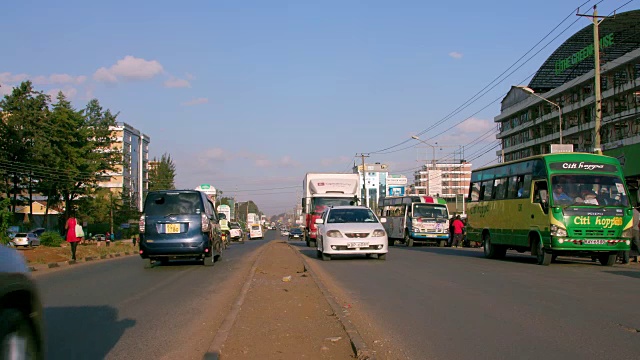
34 232 275 360
294 243 640 360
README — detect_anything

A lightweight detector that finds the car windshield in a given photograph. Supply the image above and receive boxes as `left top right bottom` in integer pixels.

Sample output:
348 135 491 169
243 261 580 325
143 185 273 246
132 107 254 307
412 204 448 219
327 209 377 223
551 175 629 207
251 225 260 230
290 229 302 234
230 223 240 229
144 192 202 216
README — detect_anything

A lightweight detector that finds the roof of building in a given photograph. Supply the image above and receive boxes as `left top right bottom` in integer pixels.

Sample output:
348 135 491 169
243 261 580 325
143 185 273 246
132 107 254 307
528 9 640 92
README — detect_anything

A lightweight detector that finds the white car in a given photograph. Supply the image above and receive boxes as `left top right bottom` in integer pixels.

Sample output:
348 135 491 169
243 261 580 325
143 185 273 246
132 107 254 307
249 224 263 240
315 206 388 261
11 232 40 248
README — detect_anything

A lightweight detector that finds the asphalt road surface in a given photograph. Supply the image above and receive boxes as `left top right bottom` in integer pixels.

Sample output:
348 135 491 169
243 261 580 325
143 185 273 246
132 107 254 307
34 233 275 360
293 243 640 360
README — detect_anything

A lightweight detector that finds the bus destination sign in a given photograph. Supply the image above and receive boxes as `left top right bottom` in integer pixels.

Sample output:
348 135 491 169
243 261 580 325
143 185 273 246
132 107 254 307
549 162 617 172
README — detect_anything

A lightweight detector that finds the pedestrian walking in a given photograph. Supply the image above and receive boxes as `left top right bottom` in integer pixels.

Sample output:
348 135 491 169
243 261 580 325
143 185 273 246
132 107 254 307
64 212 82 261
451 215 465 248
132 235 137 247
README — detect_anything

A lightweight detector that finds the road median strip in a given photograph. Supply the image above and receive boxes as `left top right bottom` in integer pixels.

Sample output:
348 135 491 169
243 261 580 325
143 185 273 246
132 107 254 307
28 250 136 272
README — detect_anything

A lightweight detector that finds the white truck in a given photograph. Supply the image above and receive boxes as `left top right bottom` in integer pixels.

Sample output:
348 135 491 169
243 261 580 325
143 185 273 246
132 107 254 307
302 173 361 247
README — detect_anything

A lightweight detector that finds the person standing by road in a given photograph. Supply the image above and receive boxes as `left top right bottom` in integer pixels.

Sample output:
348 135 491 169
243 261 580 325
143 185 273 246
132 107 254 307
64 212 82 261
451 215 465 248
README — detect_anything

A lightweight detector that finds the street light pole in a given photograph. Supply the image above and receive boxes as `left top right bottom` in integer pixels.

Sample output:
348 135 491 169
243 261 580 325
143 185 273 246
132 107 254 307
517 86 563 145
411 135 436 165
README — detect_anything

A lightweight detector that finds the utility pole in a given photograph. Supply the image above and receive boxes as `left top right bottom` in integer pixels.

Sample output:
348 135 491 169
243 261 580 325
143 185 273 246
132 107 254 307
357 153 370 207
577 5 609 155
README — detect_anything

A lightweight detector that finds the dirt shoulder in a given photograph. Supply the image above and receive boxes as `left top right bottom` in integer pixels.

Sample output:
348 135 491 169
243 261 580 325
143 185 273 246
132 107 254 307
16 240 136 265
219 241 357 359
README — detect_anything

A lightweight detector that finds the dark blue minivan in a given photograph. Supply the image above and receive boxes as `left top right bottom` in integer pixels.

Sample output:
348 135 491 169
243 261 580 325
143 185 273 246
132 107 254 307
139 190 223 268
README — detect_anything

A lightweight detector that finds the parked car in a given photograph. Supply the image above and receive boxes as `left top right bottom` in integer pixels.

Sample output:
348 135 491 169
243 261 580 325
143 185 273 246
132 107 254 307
139 190 223 268
315 206 388 261
0 245 45 359
11 233 40 248
288 228 303 240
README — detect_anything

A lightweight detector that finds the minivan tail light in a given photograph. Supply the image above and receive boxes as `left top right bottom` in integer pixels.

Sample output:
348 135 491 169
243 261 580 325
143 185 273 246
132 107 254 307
139 215 145 233
201 214 210 232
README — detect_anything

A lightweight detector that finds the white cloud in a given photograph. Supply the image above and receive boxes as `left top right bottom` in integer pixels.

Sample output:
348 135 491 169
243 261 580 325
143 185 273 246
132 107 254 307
0 83 13 96
164 77 191 88
93 55 164 82
279 155 300 168
93 67 117 83
33 74 87 85
181 97 209 106
448 51 463 59
255 158 272 168
0 72 29 84
320 156 352 168
47 87 78 99
456 117 493 133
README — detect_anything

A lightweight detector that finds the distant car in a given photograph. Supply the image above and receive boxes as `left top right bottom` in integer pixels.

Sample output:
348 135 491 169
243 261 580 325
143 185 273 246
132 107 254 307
315 205 388 261
11 233 40 248
288 228 303 240
248 224 263 240
92 234 106 241
281 229 290 237
229 222 244 241
0 245 45 359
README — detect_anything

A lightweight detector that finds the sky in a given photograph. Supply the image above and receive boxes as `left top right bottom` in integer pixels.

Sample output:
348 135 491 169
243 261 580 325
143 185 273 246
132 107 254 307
1 0 636 215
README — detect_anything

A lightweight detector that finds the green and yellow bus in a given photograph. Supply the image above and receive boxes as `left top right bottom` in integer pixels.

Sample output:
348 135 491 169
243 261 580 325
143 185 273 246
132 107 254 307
466 153 634 266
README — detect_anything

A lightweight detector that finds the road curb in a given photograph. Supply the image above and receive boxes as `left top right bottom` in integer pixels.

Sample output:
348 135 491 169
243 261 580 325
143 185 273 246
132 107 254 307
288 243 375 360
203 241 270 360
28 251 136 272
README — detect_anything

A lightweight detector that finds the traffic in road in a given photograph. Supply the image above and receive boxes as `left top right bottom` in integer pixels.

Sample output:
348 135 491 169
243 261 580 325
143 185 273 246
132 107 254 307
294 241 640 360
33 235 272 360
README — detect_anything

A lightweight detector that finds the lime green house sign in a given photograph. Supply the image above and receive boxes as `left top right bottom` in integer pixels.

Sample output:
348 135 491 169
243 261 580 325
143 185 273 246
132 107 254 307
554 33 614 75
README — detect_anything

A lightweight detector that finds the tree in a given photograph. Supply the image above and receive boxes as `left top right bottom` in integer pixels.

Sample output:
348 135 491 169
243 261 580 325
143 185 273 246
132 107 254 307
0 81 50 212
148 153 176 191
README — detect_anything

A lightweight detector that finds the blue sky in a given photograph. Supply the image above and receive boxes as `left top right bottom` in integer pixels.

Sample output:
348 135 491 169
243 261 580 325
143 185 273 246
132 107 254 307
1 0 635 215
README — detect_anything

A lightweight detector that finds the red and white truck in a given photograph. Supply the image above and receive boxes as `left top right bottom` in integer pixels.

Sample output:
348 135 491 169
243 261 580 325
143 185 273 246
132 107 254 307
302 173 361 247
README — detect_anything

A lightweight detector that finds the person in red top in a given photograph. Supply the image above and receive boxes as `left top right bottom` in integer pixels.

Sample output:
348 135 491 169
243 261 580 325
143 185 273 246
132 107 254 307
451 215 465 248
64 212 82 261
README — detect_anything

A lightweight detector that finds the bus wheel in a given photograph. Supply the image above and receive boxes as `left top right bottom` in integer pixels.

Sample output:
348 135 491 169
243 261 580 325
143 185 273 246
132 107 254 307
598 252 616 266
439 240 446 247
404 232 414 247
535 239 552 266
483 234 495 258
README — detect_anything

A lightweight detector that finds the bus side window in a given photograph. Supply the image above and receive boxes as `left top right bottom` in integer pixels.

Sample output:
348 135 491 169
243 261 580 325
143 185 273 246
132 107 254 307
533 181 548 203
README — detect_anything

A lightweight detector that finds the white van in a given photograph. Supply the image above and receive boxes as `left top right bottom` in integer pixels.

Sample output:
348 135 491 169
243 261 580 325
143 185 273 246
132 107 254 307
249 224 263 240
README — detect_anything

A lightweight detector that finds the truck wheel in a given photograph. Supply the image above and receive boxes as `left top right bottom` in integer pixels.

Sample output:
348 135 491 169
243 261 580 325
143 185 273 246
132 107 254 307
598 252 616 266
404 231 414 247
0 308 39 360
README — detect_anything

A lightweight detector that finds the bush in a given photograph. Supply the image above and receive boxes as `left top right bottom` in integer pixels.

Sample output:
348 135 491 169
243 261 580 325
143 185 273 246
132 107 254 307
39 231 65 247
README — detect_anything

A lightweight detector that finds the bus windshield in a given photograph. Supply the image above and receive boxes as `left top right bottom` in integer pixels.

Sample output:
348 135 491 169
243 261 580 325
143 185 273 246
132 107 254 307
550 174 629 207
412 204 448 219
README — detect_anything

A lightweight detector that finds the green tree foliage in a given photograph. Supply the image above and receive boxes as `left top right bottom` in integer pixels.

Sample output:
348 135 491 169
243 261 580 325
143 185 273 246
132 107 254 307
39 231 64 247
148 153 176 191
0 198 11 244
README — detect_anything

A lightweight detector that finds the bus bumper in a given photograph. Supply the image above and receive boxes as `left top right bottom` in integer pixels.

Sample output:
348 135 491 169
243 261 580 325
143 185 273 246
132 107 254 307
410 233 449 241
550 237 631 252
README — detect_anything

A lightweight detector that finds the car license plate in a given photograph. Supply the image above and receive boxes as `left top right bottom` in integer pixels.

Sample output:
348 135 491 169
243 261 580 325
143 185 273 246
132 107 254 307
583 239 606 244
293 235 300 238
166 224 180 234
347 242 368 248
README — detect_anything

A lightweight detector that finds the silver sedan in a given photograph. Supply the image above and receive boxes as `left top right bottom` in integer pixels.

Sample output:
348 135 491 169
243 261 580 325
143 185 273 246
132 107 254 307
11 233 40 248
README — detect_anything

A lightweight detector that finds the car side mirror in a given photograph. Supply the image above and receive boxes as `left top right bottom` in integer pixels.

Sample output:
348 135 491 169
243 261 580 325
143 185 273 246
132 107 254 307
315 218 324 224
380 217 387 223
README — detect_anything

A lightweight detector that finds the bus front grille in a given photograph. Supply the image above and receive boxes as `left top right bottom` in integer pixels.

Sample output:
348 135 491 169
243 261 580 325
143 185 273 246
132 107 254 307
570 229 617 237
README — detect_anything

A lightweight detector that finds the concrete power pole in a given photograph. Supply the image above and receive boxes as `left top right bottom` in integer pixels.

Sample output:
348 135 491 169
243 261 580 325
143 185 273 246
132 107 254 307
357 153 370 207
577 5 609 155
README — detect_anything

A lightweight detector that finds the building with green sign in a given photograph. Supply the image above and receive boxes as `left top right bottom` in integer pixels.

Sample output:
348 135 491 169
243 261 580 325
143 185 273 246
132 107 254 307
495 9 640 198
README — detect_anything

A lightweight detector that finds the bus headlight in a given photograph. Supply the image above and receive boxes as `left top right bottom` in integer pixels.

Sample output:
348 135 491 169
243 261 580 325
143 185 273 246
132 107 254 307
621 228 632 239
551 225 567 237
326 230 343 238
372 229 386 237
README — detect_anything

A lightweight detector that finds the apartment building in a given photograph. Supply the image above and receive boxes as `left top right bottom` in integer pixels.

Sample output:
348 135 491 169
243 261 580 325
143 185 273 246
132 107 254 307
413 162 472 199
98 122 151 211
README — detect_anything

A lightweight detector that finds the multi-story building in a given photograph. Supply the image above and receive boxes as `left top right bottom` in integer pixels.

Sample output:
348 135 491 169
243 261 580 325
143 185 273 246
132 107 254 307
98 122 151 211
413 162 472 199
353 162 389 209
495 9 640 194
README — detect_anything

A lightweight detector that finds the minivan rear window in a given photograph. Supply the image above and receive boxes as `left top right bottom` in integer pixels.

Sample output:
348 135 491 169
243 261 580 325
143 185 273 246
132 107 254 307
251 225 260 230
144 192 202 216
